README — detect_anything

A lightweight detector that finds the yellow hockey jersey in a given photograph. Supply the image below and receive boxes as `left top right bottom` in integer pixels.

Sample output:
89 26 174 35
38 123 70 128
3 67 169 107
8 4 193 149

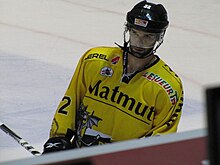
50 46 184 145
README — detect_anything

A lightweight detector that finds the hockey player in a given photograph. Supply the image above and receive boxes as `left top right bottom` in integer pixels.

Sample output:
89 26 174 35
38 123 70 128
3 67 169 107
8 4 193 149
43 1 184 153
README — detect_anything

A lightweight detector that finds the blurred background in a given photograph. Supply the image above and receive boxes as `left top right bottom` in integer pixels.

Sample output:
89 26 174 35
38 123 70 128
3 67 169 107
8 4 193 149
0 0 220 162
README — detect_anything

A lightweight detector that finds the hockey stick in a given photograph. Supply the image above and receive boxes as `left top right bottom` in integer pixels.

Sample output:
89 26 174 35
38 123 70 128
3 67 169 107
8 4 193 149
0 121 41 156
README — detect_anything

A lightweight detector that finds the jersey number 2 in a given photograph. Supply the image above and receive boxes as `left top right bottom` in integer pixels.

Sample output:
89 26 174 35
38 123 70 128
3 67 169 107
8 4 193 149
58 96 71 115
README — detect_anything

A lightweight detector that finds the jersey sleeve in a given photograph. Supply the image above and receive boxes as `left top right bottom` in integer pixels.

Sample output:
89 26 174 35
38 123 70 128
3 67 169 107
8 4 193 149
148 85 184 136
49 51 89 137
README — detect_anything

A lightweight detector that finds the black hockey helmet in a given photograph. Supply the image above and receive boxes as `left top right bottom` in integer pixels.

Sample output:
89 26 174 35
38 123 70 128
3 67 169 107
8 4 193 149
126 1 169 33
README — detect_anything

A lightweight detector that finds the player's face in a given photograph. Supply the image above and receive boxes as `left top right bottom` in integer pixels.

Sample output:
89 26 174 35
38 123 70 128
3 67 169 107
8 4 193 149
129 28 158 56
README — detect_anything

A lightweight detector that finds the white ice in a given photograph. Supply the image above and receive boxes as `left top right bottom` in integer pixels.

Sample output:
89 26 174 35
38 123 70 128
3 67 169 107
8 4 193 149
0 0 220 163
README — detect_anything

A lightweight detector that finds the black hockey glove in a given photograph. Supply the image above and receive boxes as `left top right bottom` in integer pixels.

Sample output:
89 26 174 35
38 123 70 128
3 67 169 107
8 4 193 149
42 137 73 154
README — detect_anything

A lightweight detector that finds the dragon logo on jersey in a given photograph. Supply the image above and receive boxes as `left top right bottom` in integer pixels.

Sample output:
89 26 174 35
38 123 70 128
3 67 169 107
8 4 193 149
100 67 113 77
76 103 103 146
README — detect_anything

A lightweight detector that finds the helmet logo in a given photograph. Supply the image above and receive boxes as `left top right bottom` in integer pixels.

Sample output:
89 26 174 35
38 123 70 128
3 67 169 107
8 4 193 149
134 18 148 27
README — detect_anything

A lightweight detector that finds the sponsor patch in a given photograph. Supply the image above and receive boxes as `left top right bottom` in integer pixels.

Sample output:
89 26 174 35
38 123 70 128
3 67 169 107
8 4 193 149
111 56 120 64
88 80 154 123
143 72 178 105
134 18 148 27
100 67 113 77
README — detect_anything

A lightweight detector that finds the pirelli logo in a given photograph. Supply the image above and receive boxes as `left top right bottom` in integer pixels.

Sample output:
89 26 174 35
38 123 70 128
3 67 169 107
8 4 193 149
85 53 108 61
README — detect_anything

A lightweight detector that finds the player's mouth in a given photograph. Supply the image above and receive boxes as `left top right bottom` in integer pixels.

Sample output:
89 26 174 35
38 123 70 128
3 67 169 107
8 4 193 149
130 46 145 53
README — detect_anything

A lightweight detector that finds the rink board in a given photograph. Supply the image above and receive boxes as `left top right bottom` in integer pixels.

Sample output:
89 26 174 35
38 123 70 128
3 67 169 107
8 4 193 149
2 129 207 165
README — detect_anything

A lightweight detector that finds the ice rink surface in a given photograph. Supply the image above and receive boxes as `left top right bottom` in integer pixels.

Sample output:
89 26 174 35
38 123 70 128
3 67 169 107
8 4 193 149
0 0 220 162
